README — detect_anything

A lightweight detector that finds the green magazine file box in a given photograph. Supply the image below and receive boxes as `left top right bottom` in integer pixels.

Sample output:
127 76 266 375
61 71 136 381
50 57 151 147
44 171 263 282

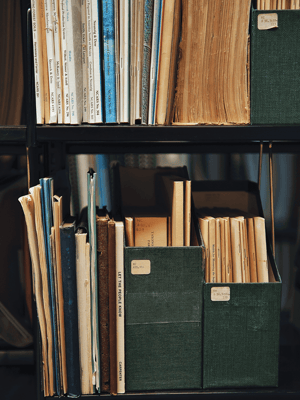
251 7 300 124
192 181 282 389
117 165 204 391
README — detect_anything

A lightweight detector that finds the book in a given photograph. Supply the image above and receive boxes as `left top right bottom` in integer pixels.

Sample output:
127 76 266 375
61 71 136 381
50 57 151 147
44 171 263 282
115 221 125 394
29 184 54 395
40 0 51 123
96 213 110 392
134 215 168 246
115 0 120 124
18 194 50 396
91 0 104 123
120 0 130 123
156 0 181 125
141 0 154 124
161 175 184 246
60 216 80 397
230 217 243 283
31 0 44 124
82 0 89 122
39 177 59 394
125 216 134 246
96 154 112 211
44 0 58 123
53 193 67 394
215 218 221 282
86 0 95 122
173 0 251 125
65 0 83 124
148 0 163 125
102 0 117 123
247 217 258 283
52 0 63 123
87 169 100 391
75 211 93 394
59 0 71 123
199 217 209 282
108 219 117 395
254 216 269 282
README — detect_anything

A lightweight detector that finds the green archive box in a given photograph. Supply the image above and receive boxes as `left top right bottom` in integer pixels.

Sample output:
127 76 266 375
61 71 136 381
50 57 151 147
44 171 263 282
116 166 205 392
192 181 282 389
251 7 300 124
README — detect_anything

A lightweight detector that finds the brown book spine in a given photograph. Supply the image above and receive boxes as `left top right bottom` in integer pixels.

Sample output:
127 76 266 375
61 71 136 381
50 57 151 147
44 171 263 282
108 220 117 395
97 215 110 392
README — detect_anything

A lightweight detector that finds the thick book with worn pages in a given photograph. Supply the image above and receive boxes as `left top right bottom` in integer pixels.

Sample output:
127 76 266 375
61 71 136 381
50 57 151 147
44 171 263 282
96 213 110 392
156 0 181 125
173 0 251 125
60 216 80 397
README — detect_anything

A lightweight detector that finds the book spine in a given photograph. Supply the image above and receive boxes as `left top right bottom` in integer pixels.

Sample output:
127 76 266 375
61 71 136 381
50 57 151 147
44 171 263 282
91 0 103 122
115 221 125 394
135 0 144 123
60 221 81 397
82 0 89 122
102 0 117 123
52 0 63 123
120 0 130 123
31 0 45 124
87 0 95 122
59 0 70 123
96 217 109 392
141 0 154 124
44 0 58 123
96 154 112 211
115 0 120 124
148 0 163 125
65 0 82 124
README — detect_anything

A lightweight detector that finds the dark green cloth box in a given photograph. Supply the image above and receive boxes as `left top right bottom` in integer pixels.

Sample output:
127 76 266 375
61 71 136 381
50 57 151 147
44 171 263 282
125 246 204 391
192 181 282 389
251 8 300 124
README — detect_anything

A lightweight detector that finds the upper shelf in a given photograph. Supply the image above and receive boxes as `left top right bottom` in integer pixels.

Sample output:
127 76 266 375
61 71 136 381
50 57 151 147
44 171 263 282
2 125 300 153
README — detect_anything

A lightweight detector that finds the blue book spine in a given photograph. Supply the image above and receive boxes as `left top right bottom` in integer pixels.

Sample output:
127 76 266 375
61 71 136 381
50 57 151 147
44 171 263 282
96 154 112 211
102 0 117 123
40 178 59 395
149 0 163 125
60 217 80 397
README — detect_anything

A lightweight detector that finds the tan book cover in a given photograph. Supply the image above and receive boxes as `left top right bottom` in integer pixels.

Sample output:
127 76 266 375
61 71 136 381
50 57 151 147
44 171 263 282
205 216 216 283
184 180 191 246
134 216 168 247
199 217 209 282
125 216 134 246
254 216 269 283
156 0 181 125
219 218 226 283
223 217 233 283
230 217 243 283
161 176 184 247
215 218 221 283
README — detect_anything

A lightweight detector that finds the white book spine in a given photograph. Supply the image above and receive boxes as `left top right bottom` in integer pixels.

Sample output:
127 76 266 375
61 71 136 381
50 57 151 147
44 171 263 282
86 0 94 123
115 221 125 394
120 0 129 123
52 0 63 123
59 0 70 123
81 0 89 122
65 0 83 124
91 0 103 123
44 0 58 123
31 0 44 124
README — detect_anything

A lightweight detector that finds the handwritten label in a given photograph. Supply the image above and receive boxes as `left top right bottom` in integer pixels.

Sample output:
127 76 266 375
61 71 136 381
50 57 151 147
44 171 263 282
211 287 230 302
258 14 278 30
131 260 151 275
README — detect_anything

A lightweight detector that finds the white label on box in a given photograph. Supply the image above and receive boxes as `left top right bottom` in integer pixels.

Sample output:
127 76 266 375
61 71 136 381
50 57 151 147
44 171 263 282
211 287 230 301
258 14 278 30
131 260 151 275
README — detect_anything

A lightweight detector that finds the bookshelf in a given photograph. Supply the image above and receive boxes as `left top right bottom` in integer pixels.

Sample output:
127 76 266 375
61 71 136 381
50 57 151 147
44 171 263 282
1 1 300 399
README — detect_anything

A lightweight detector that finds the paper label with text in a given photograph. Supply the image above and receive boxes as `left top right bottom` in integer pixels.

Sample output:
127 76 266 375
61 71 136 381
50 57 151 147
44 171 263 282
258 14 278 30
131 260 151 275
211 287 230 301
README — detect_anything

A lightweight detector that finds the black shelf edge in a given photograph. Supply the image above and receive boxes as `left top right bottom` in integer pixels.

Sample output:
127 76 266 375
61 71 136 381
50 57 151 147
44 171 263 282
35 124 300 143
0 126 27 143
